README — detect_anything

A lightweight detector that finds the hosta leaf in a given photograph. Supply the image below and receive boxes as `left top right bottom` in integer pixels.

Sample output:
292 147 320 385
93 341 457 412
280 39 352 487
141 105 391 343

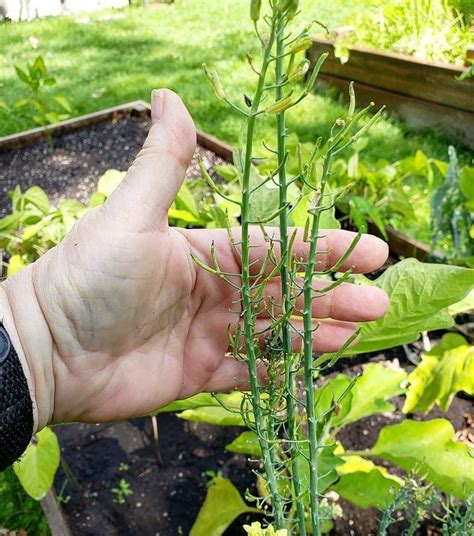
371 419 474 499
332 455 402 509
351 258 474 354
226 431 260 456
403 333 474 414
13 427 60 500
190 477 259 536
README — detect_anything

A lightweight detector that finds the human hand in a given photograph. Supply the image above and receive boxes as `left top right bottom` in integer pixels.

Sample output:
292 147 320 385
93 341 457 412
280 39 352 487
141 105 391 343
0 90 389 431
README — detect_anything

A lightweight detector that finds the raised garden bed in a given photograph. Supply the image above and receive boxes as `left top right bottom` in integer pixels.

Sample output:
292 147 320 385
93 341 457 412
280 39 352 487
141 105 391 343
1 103 471 535
307 38 474 149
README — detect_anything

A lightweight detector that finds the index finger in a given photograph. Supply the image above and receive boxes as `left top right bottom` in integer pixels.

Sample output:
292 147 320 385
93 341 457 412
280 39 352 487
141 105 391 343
233 227 389 275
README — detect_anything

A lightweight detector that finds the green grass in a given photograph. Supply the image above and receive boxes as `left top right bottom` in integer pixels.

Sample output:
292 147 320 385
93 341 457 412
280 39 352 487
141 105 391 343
0 0 471 166
0 468 50 535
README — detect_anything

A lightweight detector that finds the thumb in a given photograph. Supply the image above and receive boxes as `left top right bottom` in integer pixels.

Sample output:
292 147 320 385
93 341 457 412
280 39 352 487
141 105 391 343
105 89 196 231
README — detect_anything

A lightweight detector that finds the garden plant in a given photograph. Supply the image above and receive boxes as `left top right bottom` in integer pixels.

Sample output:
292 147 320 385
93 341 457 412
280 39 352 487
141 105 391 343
1 1 473 534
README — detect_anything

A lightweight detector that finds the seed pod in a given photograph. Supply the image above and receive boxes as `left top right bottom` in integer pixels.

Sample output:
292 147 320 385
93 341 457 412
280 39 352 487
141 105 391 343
250 0 261 21
289 35 312 54
265 95 294 114
287 59 310 82
202 64 226 100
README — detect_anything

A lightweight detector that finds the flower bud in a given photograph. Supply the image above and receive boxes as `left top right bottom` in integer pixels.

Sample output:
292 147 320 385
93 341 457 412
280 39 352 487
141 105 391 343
250 0 261 21
288 34 312 54
287 59 310 82
265 95 294 114
202 64 226 100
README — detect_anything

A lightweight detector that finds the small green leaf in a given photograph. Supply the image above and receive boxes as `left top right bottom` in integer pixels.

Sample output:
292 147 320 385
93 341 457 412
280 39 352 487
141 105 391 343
177 406 245 426
24 186 49 214
88 191 107 208
370 419 474 499
97 169 126 197
52 95 72 113
7 254 27 276
14 66 30 85
175 182 200 217
352 259 474 354
13 427 60 500
226 431 260 456
403 333 474 414
190 477 259 536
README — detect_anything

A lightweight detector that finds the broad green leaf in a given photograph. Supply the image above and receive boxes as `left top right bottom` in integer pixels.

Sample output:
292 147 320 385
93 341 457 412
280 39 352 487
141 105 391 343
292 194 340 229
248 164 280 224
214 164 237 182
332 467 401 509
449 289 474 316
14 65 30 85
371 419 474 499
190 477 259 536
226 431 260 456
352 259 474 354
156 393 216 413
58 199 87 232
96 169 126 197
168 208 203 224
403 333 474 414
349 195 387 239
24 186 49 214
177 406 245 426
460 167 474 201
7 254 26 276
339 363 406 426
176 182 200 217
32 55 47 77
13 427 60 500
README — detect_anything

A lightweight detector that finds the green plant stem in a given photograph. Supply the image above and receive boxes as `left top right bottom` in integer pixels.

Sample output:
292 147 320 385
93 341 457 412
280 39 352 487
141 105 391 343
240 19 284 528
302 152 333 536
274 14 307 536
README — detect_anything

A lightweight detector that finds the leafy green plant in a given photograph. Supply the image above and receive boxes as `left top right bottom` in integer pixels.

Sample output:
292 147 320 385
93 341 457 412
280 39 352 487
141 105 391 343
0 55 72 147
332 0 472 65
111 478 133 504
431 146 473 266
194 1 390 532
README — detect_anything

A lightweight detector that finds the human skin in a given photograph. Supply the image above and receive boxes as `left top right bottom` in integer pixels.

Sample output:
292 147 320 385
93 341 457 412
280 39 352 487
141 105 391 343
0 89 389 432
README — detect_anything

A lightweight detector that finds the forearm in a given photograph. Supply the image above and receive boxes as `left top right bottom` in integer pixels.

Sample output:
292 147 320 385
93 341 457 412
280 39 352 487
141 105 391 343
1 264 55 432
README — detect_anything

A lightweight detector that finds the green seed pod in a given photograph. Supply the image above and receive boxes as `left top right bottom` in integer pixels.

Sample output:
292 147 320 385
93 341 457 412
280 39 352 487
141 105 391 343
288 34 312 54
202 64 226 101
250 0 261 21
287 59 310 82
265 95 294 114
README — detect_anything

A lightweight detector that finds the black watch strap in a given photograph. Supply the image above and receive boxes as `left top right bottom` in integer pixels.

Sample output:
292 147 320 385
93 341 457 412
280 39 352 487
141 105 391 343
0 323 34 471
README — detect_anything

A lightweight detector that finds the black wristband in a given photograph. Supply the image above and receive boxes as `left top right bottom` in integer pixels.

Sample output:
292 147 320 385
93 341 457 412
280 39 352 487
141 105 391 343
0 323 34 471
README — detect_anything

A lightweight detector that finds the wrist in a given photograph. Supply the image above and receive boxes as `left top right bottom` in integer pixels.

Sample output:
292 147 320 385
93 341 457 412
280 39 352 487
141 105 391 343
1 263 55 432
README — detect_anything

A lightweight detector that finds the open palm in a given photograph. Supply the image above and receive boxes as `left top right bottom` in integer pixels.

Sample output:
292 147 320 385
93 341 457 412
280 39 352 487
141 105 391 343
6 90 388 428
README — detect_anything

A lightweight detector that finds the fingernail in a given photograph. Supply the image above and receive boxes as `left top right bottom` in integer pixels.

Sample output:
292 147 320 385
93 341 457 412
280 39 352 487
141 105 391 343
151 89 164 123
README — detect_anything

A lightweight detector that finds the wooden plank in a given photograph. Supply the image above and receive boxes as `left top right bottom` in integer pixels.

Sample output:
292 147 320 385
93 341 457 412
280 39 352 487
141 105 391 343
41 490 74 536
316 74 474 150
309 38 474 113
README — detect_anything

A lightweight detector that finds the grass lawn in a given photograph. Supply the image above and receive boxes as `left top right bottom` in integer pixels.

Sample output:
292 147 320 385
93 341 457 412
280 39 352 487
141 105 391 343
0 0 471 167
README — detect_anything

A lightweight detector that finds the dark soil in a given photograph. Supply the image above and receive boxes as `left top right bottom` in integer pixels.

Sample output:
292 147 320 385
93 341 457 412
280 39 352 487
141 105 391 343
54 415 260 536
2 116 472 536
0 114 225 216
